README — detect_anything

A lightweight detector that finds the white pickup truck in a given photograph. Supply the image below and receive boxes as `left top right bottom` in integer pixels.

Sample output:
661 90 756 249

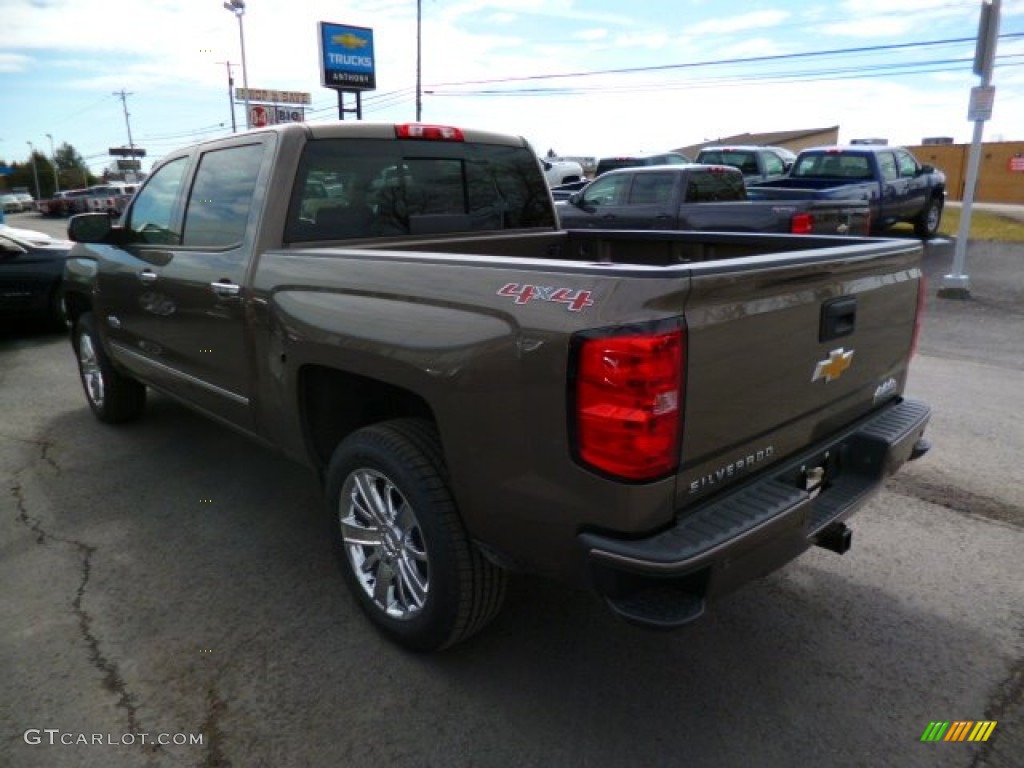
540 158 584 186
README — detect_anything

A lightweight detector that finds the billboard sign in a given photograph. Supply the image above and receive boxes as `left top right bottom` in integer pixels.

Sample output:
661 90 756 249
318 22 376 91
249 105 306 127
235 88 311 105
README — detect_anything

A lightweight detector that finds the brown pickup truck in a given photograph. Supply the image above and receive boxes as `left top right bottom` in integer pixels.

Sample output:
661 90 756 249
63 121 932 651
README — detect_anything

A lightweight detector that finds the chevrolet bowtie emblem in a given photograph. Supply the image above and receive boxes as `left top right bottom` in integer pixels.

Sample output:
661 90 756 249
812 348 854 383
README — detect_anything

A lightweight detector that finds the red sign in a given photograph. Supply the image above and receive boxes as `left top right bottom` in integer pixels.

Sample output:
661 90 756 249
250 105 271 128
1009 156 1024 173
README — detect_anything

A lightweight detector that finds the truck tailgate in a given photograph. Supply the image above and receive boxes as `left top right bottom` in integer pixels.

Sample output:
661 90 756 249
676 239 923 508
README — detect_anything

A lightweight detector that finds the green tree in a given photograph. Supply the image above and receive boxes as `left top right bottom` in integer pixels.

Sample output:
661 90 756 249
54 142 95 191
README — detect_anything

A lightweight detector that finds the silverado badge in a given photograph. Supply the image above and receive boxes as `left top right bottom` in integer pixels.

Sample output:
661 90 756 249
812 348 854 383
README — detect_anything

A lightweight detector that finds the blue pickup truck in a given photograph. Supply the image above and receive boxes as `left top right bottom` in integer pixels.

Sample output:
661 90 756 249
556 164 871 236
747 146 946 238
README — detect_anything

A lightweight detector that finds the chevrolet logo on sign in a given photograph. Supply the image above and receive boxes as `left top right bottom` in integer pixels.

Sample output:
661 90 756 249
812 348 854 383
333 33 368 49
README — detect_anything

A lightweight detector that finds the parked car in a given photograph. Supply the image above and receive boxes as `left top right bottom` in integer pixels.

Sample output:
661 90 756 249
1 194 22 214
594 151 691 177
15 193 36 211
748 145 947 237
38 189 92 217
695 145 796 183
0 224 73 327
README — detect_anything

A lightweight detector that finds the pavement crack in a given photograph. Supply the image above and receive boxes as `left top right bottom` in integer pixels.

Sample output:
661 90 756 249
968 656 1024 768
885 472 1024 528
197 683 232 768
10 472 160 756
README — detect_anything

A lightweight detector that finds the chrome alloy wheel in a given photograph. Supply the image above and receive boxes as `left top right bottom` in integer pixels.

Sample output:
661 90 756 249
339 469 429 620
78 331 106 408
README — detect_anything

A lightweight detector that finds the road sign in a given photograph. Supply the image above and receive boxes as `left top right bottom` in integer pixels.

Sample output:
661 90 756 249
967 86 996 121
109 147 146 157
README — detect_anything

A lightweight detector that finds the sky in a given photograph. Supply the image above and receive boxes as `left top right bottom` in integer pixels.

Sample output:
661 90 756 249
2 0 1023 176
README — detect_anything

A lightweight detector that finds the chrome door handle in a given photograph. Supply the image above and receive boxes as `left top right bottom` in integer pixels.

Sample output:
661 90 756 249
138 269 158 284
211 281 241 297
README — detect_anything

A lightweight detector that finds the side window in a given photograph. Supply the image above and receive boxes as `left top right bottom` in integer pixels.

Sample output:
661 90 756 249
581 175 629 206
182 144 264 247
895 150 919 178
127 156 189 245
878 152 898 182
628 172 675 205
762 153 784 176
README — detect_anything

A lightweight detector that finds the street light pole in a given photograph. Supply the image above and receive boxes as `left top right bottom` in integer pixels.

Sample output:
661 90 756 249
26 141 42 201
45 133 60 194
223 1 251 129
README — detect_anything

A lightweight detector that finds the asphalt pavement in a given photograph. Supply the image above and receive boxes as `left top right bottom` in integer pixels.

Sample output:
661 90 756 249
1 212 1021 768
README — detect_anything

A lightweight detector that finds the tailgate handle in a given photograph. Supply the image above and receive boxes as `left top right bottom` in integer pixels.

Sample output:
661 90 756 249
820 296 857 341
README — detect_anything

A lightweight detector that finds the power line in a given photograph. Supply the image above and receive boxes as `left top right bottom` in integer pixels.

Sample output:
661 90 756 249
426 32 1024 90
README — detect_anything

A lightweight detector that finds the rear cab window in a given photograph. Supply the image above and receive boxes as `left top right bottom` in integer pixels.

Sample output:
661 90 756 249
792 152 874 180
684 169 746 203
285 138 555 241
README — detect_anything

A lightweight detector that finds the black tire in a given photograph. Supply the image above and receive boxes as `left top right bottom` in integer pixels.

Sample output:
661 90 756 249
73 313 146 423
48 285 70 333
914 196 943 239
326 419 507 651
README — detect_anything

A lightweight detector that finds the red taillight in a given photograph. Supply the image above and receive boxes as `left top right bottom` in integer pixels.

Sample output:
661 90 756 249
572 324 685 481
791 213 813 234
911 274 927 357
395 123 465 141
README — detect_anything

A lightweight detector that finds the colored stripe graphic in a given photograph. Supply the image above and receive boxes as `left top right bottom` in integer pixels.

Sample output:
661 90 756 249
968 722 998 742
920 721 997 742
945 721 973 741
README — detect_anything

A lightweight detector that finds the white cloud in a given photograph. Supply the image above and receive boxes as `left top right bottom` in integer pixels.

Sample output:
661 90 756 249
0 53 31 73
686 10 790 37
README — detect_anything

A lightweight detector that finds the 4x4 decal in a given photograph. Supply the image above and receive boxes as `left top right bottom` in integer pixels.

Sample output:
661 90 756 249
497 283 595 313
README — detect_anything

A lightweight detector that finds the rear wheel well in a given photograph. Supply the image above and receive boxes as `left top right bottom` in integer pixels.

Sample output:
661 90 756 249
300 366 436 471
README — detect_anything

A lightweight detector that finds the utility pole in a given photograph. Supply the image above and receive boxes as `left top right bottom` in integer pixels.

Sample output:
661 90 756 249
26 141 42 201
416 0 422 121
939 0 1001 300
217 61 238 133
113 89 137 155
